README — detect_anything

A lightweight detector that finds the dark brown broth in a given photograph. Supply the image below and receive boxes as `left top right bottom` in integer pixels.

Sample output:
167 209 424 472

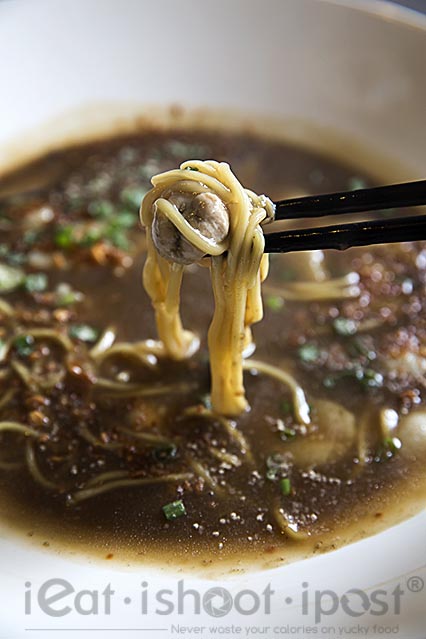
0 129 425 572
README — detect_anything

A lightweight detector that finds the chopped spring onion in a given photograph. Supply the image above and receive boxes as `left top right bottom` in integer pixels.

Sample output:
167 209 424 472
162 499 187 521
153 443 178 462
376 436 402 461
347 338 376 361
359 369 384 389
88 200 115 218
298 343 320 363
80 226 104 247
333 317 358 336
384 436 402 454
54 226 74 249
280 478 292 496
280 400 292 416
55 283 84 306
266 468 279 481
68 196 84 211
112 212 136 229
199 394 213 410
166 141 207 157
323 375 337 389
120 187 147 210
266 295 284 312
277 421 296 441
324 367 383 389
23 230 42 246
24 273 48 293
0 263 25 293
8 252 26 266
105 226 129 250
14 335 35 357
266 453 290 481
69 324 99 343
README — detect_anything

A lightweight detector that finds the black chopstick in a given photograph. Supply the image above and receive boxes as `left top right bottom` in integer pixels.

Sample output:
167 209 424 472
274 179 426 221
264 214 426 254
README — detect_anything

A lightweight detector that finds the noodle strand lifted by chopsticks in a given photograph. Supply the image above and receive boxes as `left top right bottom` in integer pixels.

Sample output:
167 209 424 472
140 160 275 416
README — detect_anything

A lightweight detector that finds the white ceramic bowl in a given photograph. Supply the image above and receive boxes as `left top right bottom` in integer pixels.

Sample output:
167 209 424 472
0 1 426 637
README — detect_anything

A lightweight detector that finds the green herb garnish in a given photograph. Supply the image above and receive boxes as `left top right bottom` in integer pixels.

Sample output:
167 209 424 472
79 226 104 247
266 453 289 481
69 324 99 343
68 196 84 212
118 146 138 163
54 226 74 249
113 212 137 229
280 426 296 441
359 368 384 389
266 453 286 468
298 343 320 363
55 283 83 306
333 317 358 336
347 338 376 361
162 500 186 521
0 263 25 293
14 334 35 357
199 394 213 410
266 295 284 312
120 187 147 210
8 252 26 266
23 230 42 246
56 222 109 249
24 273 48 293
166 140 208 157
384 436 402 453
280 400 293 416
266 468 278 481
106 226 130 250
323 367 383 389
153 443 178 463
280 478 292 496
88 200 115 218
376 436 402 461
323 375 337 388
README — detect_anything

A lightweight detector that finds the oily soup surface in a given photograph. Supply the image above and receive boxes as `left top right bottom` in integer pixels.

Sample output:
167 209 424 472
0 129 425 570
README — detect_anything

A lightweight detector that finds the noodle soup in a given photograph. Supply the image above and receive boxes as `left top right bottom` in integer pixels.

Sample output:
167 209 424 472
0 128 425 570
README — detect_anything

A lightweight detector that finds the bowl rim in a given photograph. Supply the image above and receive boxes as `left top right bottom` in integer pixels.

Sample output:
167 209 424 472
319 0 426 30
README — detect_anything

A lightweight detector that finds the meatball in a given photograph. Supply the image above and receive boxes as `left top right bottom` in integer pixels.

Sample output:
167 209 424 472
152 191 230 265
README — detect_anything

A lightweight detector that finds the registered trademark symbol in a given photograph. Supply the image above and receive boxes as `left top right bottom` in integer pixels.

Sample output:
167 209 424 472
407 576 425 592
